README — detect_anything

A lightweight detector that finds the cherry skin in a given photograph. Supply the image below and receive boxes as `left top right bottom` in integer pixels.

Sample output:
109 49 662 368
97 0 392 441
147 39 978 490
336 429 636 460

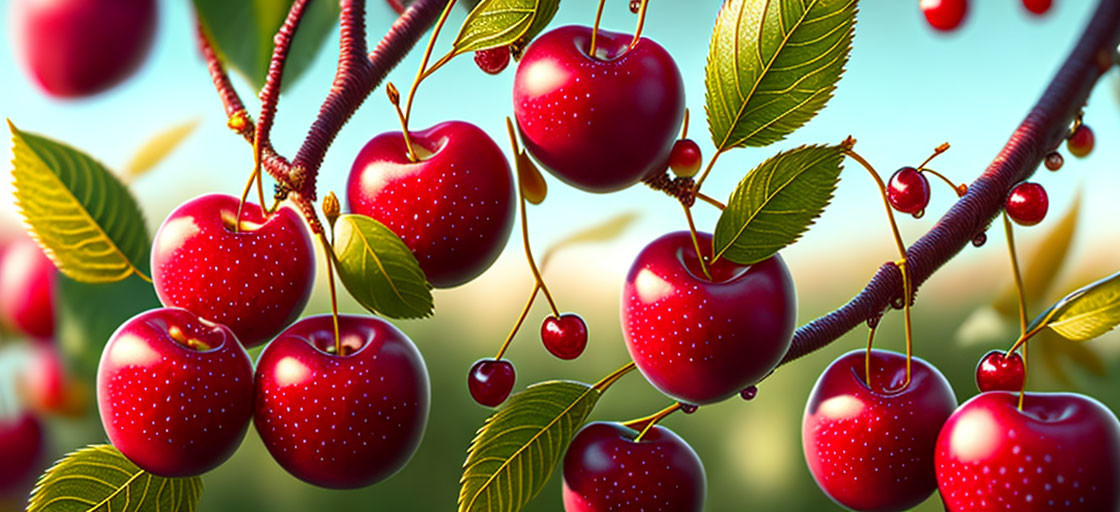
887 166 931 216
97 307 254 477
935 391 1120 511
920 0 968 32
1067 124 1094 158
347 121 515 288
0 235 56 340
254 314 430 489
513 25 685 192
0 412 43 498
1005 182 1049 226
540 313 588 360
668 139 703 178
1022 0 1052 15
975 349 1025 392
468 358 516 407
474 46 510 75
562 422 705 512
151 194 315 347
10 0 156 98
621 231 796 405
802 349 958 512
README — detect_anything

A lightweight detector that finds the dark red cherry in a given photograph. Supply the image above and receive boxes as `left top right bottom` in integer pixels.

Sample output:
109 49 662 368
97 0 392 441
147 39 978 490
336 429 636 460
921 0 968 32
473 46 510 75
1005 182 1048 226
1022 0 1052 15
668 139 703 178
1044 151 1063 171
540 313 588 360
468 359 515 407
975 349 1025 392
887 166 931 216
1067 124 1094 158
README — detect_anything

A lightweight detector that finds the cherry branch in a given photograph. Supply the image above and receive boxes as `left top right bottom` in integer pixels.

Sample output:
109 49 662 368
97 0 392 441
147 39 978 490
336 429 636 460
256 0 313 157
779 0 1120 367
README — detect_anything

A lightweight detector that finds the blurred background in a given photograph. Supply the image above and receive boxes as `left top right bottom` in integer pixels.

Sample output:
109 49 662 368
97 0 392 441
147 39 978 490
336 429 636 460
2 0 1120 510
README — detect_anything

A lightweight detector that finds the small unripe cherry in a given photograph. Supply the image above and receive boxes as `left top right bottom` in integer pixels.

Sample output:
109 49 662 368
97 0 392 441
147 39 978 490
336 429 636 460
1067 124 1094 158
629 0 641 13
540 313 588 360
887 166 931 215
668 139 702 178
468 359 515 407
921 0 968 32
975 350 1025 392
1044 151 1064 171
1005 182 1049 226
1022 0 1052 15
474 46 510 75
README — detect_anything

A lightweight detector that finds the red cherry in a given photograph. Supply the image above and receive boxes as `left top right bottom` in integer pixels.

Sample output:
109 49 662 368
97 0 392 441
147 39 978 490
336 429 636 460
975 349 1025 392
347 121 515 288
887 166 931 216
936 391 1120 511
0 413 44 498
921 0 968 32
97 308 254 477
629 0 641 14
802 349 958 511
468 358 515 407
21 343 86 417
151 194 315 347
622 231 796 405
740 385 759 401
0 235 56 340
1067 124 1094 158
254 314 429 489
1005 182 1049 226
10 0 156 97
562 422 705 512
540 313 588 360
1044 151 1063 171
1022 0 1052 15
513 25 685 192
668 139 703 178
473 46 510 75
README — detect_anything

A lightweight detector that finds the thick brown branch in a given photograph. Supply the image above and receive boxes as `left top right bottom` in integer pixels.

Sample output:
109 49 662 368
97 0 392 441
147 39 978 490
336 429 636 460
256 0 314 154
780 0 1120 366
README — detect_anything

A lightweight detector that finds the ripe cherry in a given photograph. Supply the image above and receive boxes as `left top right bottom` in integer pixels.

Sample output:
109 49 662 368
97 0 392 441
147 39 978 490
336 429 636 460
802 349 958 511
468 359 516 407
887 166 931 216
473 46 510 74
347 121 515 288
97 307 255 477
975 349 1025 392
151 194 316 347
668 139 703 178
936 391 1120 511
0 235 56 340
540 313 588 360
21 343 87 417
1044 151 1063 171
513 25 685 192
921 0 968 32
1067 124 1094 158
1005 182 1049 226
10 0 157 97
562 422 705 512
0 412 44 498
254 314 430 489
622 231 796 405
1022 0 1052 15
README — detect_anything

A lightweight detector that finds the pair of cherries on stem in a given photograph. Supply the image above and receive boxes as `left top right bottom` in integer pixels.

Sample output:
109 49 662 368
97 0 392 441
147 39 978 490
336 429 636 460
888 166 1051 227
921 0 1052 33
468 313 589 408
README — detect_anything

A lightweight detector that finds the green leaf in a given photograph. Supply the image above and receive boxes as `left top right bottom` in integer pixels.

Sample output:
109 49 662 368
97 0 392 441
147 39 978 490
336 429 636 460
9 121 152 283
452 0 539 54
125 118 201 180
539 211 640 270
56 274 161 379
705 0 857 151
332 214 433 319
1031 271 1120 342
994 192 1080 317
193 0 339 91
459 381 600 512
713 144 843 265
512 0 559 54
28 444 202 512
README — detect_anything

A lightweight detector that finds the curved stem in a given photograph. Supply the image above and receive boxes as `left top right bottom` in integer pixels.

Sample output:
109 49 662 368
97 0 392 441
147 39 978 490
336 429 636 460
402 0 459 132
864 324 877 387
592 361 637 393
494 284 541 360
1002 212 1029 335
696 191 726 210
630 0 651 48
623 402 682 442
681 202 711 280
588 0 608 56
691 149 724 195
506 117 560 317
920 168 966 197
844 148 909 261
680 108 690 139
318 230 342 355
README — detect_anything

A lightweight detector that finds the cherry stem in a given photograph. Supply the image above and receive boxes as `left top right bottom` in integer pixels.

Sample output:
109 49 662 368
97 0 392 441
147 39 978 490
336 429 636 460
630 0 651 49
681 202 712 280
401 0 459 142
691 149 725 196
494 283 541 360
589 0 607 56
624 402 682 443
900 260 913 387
1002 212 1029 336
680 108 690 139
843 146 909 262
864 323 877 388
591 361 637 393
696 192 726 210
506 117 561 317
920 168 967 197
318 230 342 355
1019 342 1029 410
387 82 420 162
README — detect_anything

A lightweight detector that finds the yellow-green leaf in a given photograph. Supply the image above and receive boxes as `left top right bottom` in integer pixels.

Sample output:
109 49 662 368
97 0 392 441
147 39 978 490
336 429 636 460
713 144 843 265
539 212 640 269
28 444 202 512
125 118 201 180
517 150 547 205
452 0 539 54
705 0 856 151
333 214 433 319
9 121 151 283
994 192 1080 317
1030 271 1120 342
459 381 600 512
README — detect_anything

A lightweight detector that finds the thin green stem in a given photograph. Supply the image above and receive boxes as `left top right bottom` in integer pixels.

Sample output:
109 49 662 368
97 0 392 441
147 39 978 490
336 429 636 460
402 0 459 132
629 0 651 48
318 230 342 355
592 361 637 392
691 149 724 196
623 402 682 442
494 283 541 360
1003 212 1029 336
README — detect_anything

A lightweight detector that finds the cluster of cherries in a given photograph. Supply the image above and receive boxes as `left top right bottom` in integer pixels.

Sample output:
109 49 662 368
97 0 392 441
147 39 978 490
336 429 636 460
921 0 1054 32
